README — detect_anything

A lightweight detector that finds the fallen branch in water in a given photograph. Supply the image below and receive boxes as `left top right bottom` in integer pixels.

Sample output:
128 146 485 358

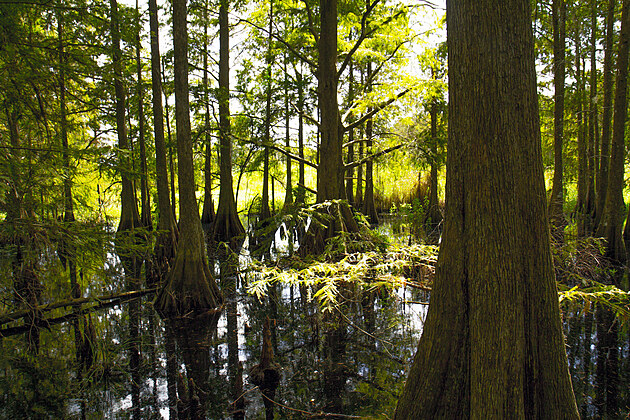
0 288 157 336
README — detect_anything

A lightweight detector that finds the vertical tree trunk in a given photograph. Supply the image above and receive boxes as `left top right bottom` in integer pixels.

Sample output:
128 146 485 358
345 62 355 206
261 0 274 221
295 70 306 205
136 0 151 230
110 1 142 417
548 0 566 241
394 0 579 417
283 55 293 207
212 0 245 248
596 0 617 229
317 0 343 202
425 76 442 241
148 0 177 287
574 22 588 237
598 0 630 264
201 0 215 230
585 0 599 231
361 68 378 224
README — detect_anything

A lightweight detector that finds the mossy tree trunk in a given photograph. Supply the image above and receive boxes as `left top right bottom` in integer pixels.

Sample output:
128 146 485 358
394 0 579 417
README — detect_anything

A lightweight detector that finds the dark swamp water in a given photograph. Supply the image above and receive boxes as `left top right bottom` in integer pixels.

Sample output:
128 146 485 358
1 218 629 419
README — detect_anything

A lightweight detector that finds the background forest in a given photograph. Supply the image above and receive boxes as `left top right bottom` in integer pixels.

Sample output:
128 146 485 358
0 0 629 418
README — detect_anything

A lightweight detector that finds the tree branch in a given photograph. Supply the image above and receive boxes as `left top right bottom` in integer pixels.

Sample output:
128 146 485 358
345 143 404 169
338 0 382 77
238 17 317 70
344 88 411 132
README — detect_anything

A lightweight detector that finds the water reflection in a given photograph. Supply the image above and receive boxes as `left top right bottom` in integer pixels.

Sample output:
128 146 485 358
4 220 629 419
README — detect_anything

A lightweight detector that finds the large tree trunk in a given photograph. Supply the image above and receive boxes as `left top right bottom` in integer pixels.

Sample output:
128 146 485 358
598 0 630 264
394 0 579 417
317 0 343 202
155 0 223 319
548 0 566 241
212 0 245 249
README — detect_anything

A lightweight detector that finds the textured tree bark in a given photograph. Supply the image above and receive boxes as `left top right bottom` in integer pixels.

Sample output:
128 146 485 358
317 0 344 202
394 0 579 417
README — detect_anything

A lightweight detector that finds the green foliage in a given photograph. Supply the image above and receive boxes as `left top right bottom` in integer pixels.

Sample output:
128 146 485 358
247 241 437 313
559 281 630 323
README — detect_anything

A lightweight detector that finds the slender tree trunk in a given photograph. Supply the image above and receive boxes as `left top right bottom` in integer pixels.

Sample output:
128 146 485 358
574 22 588 237
161 59 178 222
136 0 151 230
585 0 599 232
284 55 293 207
296 71 306 205
201 1 215 229
548 0 566 241
261 0 274 221
356 129 364 208
345 62 355 205
426 75 442 241
394 0 579 416
596 0 617 229
148 0 177 287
